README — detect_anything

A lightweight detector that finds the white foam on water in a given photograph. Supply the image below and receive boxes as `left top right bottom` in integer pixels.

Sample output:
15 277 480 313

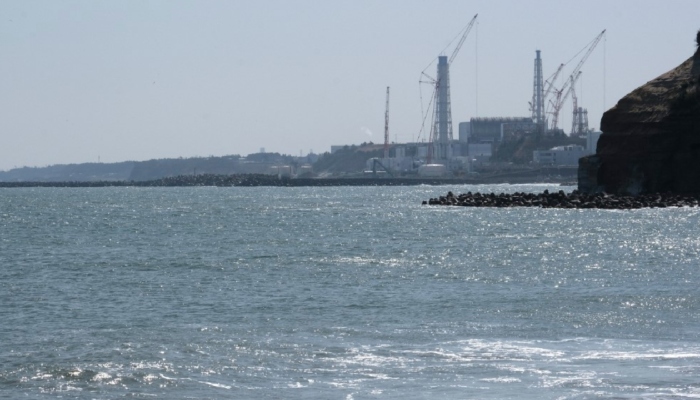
32 373 53 381
198 380 232 389
480 377 522 383
575 350 700 361
52 384 82 392
344 352 406 368
453 339 567 361
159 373 177 381
91 371 112 382
67 368 82 377
361 372 396 380
130 361 174 372
403 348 464 361
540 371 601 389
493 364 526 373
328 381 357 389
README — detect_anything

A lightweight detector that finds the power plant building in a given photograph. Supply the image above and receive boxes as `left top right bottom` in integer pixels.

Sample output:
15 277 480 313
353 26 603 176
533 145 588 166
465 117 537 143
458 122 470 142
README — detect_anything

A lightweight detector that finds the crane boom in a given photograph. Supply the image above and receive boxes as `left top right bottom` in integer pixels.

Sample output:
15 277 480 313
449 14 478 64
533 63 564 121
560 72 581 110
549 29 606 131
571 85 579 135
568 30 606 84
384 86 390 159
550 72 582 131
543 63 565 103
417 13 477 160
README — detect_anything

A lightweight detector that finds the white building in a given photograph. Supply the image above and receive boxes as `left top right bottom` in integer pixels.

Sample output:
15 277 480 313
533 145 588 166
418 164 448 177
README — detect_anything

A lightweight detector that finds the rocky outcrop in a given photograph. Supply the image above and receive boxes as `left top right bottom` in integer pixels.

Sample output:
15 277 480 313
579 31 700 194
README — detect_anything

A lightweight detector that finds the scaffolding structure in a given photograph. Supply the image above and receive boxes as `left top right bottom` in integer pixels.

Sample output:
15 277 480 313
571 107 589 136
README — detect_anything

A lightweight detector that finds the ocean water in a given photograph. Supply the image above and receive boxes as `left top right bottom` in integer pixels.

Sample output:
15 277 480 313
1 184 700 399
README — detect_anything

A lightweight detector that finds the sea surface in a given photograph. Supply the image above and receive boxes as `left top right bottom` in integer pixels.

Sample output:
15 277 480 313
1 184 700 399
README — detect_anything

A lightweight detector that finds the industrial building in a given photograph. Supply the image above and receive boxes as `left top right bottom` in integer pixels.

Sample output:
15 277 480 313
533 145 588 166
456 117 536 168
351 24 607 178
532 130 602 166
463 117 537 144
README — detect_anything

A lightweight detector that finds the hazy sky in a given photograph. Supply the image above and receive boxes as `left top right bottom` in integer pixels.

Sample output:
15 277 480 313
1 0 698 170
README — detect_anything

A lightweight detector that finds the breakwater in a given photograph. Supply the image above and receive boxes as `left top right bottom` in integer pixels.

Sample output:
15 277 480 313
424 190 700 209
0 172 569 188
0 174 244 187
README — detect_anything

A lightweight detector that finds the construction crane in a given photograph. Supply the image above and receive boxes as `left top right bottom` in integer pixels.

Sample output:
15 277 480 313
571 85 578 134
543 63 565 106
448 14 478 64
548 29 606 132
550 71 582 132
383 86 390 159
420 13 479 83
418 14 478 161
529 58 564 130
571 85 590 136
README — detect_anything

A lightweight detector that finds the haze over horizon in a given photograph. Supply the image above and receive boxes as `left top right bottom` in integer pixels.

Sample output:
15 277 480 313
1 0 698 171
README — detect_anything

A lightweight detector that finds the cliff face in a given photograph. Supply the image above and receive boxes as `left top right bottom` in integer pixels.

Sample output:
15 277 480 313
579 37 700 194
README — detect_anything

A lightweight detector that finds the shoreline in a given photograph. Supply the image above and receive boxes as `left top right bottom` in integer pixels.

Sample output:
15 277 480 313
0 169 577 188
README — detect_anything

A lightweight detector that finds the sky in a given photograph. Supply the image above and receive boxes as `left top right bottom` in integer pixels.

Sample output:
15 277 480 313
1 0 699 170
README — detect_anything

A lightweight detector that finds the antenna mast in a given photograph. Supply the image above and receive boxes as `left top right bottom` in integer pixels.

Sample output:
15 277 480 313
384 86 390 159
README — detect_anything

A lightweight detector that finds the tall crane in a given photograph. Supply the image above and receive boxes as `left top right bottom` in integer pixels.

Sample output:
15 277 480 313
549 29 606 131
571 85 578 135
419 14 479 86
384 86 390 159
550 71 582 131
448 14 478 65
419 14 478 161
543 63 565 107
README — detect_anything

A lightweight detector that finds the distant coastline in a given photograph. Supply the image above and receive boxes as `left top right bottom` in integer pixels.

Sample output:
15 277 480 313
0 168 577 188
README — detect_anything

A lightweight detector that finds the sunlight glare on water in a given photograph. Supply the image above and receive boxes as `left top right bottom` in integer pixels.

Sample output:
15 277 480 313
1 184 700 398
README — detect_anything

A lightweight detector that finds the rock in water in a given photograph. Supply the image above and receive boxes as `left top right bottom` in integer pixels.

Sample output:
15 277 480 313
579 31 700 195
